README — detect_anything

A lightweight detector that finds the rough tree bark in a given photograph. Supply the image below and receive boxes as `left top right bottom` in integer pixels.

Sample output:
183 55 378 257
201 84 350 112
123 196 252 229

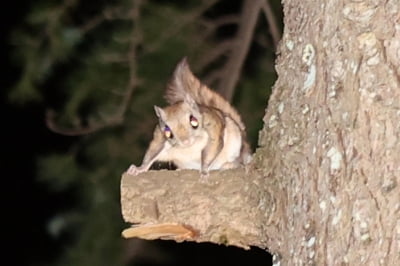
121 0 400 264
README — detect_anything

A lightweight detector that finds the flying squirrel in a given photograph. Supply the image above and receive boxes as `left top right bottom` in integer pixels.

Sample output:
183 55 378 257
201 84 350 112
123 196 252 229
127 57 252 178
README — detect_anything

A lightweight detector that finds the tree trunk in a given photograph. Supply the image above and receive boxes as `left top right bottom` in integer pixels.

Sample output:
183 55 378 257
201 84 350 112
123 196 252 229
258 0 400 264
121 0 400 264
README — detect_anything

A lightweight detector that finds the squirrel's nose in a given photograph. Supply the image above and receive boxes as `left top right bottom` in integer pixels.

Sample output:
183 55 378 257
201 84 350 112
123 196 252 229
182 139 192 146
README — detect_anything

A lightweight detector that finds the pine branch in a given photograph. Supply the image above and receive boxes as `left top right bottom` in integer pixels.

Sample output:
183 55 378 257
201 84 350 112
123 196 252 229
217 0 264 101
196 40 233 70
261 0 281 49
142 0 218 55
80 6 129 34
199 14 240 37
45 109 123 136
46 1 144 136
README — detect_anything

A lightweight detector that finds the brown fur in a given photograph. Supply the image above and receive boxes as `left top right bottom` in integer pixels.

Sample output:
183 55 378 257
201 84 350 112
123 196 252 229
165 57 246 131
126 58 252 177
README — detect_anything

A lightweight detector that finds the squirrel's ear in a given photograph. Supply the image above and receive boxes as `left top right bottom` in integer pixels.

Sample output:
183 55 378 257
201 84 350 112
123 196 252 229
184 94 199 112
165 57 202 104
174 57 191 80
173 58 194 90
154 105 166 120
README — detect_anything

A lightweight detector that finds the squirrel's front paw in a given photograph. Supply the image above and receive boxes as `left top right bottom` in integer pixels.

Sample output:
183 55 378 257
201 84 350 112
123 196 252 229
126 164 145 176
199 169 210 183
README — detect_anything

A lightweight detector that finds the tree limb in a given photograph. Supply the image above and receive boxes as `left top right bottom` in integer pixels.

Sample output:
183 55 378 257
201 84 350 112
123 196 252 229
120 168 274 249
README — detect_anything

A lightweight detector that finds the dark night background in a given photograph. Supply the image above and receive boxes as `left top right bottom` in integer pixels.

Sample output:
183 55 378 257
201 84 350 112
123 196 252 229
2 1 278 265
1 1 74 264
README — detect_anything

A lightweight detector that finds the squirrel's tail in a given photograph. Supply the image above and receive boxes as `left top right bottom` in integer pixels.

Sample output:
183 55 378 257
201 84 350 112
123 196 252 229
165 57 246 131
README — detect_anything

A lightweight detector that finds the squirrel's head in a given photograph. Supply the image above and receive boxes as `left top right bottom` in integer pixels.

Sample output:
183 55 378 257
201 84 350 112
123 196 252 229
154 96 203 147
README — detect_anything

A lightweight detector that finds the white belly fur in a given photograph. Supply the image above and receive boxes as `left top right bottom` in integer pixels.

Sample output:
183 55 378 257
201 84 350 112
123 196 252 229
157 117 242 170
157 131 207 169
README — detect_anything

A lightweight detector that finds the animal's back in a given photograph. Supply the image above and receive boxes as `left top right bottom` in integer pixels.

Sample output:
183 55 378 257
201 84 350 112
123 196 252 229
164 58 246 132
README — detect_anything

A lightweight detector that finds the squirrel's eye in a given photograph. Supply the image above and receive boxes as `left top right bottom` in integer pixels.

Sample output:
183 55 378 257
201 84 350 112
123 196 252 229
190 115 199 129
164 126 173 138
